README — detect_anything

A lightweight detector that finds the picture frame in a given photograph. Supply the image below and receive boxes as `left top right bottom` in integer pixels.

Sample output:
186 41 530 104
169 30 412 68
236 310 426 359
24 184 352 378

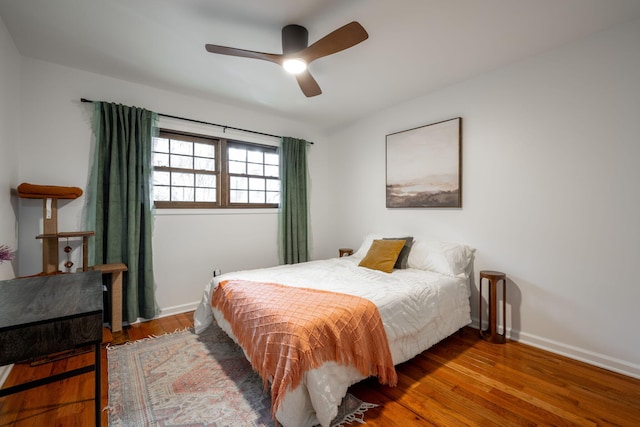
386 117 462 208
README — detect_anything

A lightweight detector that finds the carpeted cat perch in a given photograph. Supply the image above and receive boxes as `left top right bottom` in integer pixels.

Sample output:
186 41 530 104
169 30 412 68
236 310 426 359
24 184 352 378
17 182 83 200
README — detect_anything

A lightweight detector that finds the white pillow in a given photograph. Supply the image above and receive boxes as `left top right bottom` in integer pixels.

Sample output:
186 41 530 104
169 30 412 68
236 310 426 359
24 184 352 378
407 240 475 277
352 233 383 259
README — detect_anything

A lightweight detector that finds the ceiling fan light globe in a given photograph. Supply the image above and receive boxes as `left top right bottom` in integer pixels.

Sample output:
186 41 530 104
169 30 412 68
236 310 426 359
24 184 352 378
283 58 307 74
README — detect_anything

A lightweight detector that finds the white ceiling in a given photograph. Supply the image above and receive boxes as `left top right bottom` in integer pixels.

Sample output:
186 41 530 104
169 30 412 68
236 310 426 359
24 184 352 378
2 0 640 131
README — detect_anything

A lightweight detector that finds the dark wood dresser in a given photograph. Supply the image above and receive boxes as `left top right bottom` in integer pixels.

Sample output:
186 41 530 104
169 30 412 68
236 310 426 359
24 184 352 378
0 271 103 426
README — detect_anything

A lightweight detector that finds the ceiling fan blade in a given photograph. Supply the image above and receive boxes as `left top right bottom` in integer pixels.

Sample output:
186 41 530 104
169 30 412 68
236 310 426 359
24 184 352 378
299 21 368 63
205 44 283 65
295 70 322 97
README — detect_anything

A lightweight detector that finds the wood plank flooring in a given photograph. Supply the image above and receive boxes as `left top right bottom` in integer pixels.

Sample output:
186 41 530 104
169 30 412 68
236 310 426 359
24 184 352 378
1 312 639 426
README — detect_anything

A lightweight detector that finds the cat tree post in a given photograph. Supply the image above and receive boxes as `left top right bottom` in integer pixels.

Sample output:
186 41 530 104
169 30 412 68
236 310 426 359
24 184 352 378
42 198 58 274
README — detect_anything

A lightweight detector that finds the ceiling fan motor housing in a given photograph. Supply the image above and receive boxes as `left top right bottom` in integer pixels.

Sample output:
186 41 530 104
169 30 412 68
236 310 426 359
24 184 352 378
282 25 308 54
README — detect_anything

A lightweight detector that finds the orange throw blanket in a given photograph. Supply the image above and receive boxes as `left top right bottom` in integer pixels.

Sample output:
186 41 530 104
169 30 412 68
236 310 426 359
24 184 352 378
17 183 83 199
211 280 397 421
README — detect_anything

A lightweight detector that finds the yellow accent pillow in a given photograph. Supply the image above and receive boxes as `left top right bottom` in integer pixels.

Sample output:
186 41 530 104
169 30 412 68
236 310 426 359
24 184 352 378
358 239 406 273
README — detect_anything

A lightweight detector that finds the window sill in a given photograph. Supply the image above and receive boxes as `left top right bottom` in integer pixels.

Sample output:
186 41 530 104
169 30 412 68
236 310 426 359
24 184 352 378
153 208 279 216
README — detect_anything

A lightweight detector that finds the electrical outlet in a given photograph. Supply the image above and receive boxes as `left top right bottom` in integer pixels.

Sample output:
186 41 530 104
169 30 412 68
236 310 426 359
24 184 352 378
213 268 222 277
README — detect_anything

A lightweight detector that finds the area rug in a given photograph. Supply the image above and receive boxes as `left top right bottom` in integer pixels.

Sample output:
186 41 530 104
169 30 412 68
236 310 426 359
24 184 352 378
107 323 377 426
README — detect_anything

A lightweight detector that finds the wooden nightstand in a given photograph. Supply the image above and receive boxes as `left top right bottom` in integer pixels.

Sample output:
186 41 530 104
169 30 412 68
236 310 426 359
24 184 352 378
339 248 354 257
479 270 507 344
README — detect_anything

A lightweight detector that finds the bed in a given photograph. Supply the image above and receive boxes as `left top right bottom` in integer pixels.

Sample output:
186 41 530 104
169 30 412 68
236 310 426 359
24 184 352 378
194 234 475 427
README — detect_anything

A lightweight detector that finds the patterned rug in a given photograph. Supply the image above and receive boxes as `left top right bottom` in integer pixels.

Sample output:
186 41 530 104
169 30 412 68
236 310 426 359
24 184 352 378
107 323 377 426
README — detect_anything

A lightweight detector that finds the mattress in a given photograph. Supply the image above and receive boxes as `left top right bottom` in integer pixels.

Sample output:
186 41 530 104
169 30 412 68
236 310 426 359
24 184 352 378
194 256 471 427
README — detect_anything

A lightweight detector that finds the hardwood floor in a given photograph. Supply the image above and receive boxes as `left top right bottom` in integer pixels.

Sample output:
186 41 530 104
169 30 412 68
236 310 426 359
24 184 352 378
1 312 639 426
350 331 640 426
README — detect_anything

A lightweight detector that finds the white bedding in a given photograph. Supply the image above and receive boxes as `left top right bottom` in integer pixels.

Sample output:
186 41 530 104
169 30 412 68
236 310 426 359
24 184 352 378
194 256 471 427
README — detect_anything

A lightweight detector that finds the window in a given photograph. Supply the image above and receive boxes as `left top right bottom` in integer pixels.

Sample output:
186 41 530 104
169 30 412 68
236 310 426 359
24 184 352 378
152 131 218 207
152 130 280 208
228 142 281 205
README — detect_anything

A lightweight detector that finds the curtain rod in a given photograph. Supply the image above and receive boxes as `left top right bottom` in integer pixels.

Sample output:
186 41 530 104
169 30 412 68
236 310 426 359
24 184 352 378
80 98 301 141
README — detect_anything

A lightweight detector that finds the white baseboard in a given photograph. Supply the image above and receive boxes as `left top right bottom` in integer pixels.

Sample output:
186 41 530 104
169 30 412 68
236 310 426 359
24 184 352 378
157 301 200 319
515 331 640 380
470 318 640 380
0 364 13 387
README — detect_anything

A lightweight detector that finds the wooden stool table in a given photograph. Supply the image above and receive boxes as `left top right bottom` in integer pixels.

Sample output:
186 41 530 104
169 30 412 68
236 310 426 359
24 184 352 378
339 248 354 257
479 270 507 343
92 263 127 333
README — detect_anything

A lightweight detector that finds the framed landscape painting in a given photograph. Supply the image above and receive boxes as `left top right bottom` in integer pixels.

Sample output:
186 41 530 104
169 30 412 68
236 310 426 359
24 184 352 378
386 117 461 208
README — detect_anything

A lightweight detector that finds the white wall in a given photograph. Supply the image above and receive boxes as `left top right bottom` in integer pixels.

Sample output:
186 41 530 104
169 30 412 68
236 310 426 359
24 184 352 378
0 14 20 281
327 19 640 378
16 58 331 317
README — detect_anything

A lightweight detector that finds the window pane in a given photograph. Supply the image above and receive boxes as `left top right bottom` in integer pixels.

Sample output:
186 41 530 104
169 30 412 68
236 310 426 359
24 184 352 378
153 171 170 185
249 178 265 190
172 186 194 202
153 137 169 153
196 188 216 202
194 157 215 171
228 147 246 161
247 163 264 176
229 160 246 174
196 173 216 187
153 152 169 167
230 176 247 189
194 143 215 158
247 151 263 163
249 191 265 203
265 165 279 178
172 172 194 186
154 186 170 201
266 191 280 204
171 154 193 169
265 152 279 166
171 140 192 155
230 189 248 203
266 178 279 191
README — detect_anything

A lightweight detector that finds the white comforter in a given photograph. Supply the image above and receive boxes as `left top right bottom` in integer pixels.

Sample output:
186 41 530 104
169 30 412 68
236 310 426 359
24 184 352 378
194 257 471 427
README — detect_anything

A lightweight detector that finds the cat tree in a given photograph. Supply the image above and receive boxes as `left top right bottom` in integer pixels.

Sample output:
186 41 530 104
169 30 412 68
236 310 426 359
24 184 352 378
17 183 93 274
17 183 127 332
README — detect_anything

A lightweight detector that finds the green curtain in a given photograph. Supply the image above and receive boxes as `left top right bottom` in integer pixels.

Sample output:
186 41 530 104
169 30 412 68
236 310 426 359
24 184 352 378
278 136 310 264
85 101 158 322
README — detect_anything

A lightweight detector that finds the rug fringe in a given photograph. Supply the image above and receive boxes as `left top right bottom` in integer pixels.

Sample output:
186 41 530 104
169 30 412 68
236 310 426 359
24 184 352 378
106 327 192 350
332 402 378 427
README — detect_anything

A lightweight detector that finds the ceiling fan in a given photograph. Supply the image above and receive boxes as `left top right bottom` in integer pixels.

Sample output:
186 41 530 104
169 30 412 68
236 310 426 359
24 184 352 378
205 21 368 97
